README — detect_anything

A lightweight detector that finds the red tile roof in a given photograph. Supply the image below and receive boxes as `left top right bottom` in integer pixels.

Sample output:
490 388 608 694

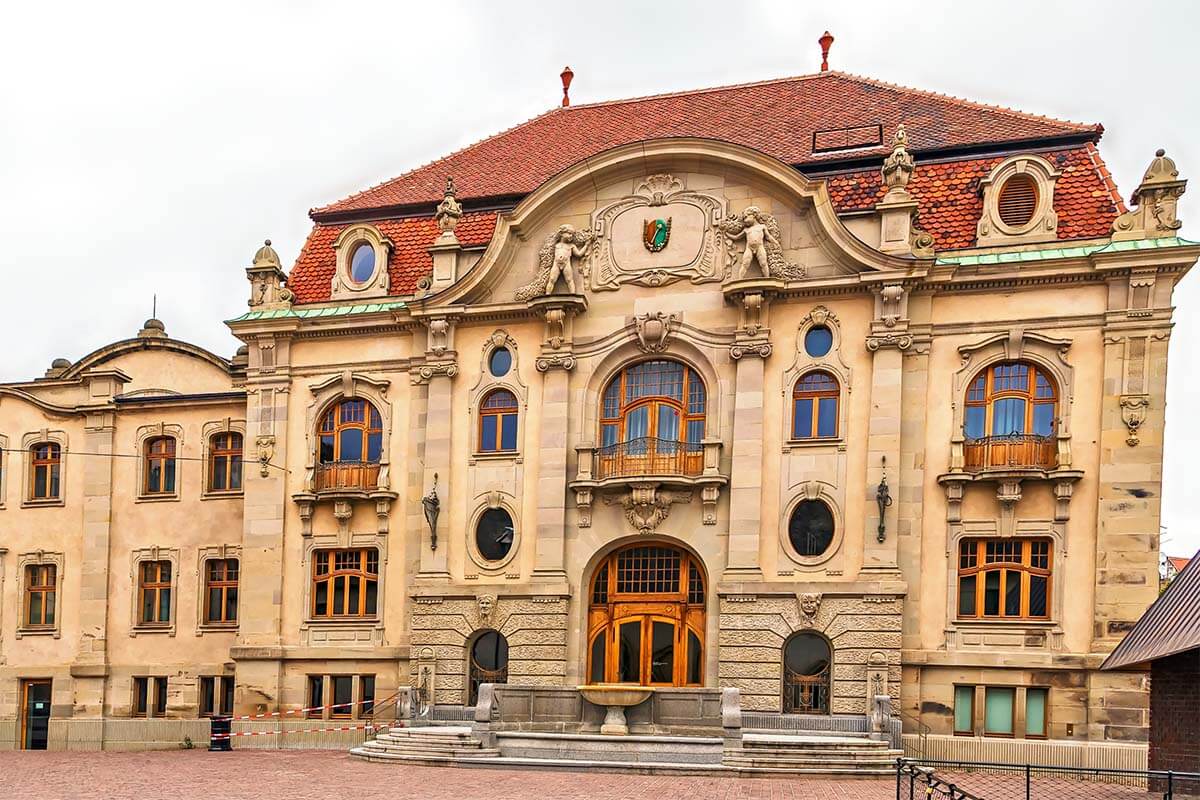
826 145 1123 250
1168 556 1192 575
313 71 1100 217
288 213 497 304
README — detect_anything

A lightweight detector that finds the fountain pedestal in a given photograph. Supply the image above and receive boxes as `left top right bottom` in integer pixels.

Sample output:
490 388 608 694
577 685 654 735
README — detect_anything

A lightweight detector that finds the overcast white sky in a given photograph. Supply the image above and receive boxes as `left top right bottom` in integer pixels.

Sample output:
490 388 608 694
1 0 1197 555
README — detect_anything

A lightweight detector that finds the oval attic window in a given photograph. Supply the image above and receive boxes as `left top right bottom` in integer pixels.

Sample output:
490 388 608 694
997 174 1039 228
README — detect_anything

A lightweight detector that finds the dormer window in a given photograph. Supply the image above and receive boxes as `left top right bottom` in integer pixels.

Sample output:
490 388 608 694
997 174 1038 228
331 225 391 299
349 242 376 285
976 155 1060 246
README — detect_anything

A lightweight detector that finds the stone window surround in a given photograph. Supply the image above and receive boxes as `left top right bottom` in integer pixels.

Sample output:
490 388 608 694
942 519 1066 651
194 544 241 635
976 154 1061 247
200 419 247 500
21 429 68 508
465 490 521 573
15 550 65 639
134 423 185 503
0 548 5 659
129 546 181 637
0 433 8 508
954 682 1050 739
782 306 853 450
330 224 392 300
301 372 393 494
468 330 528 462
299 532 388 646
305 672 377 720
778 481 845 569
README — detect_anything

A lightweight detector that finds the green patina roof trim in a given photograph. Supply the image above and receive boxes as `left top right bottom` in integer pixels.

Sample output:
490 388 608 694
227 300 407 323
935 237 1199 266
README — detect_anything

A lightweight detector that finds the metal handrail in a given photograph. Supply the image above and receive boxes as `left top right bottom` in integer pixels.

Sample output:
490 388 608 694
897 710 930 760
962 433 1056 472
594 436 703 479
314 460 381 491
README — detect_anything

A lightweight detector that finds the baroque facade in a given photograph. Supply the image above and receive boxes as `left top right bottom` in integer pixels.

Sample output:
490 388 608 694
0 65 1194 750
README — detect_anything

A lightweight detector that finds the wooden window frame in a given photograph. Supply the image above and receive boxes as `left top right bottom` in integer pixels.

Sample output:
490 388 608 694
1025 686 1049 739
477 389 519 453
329 675 354 719
23 564 56 630
306 675 325 719
132 676 168 718
137 560 173 627
207 432 243 494
982 685 1017 738
964 361 1057 439
310 548 379 620
957 538 1052 621
202 558 239 626
316 399 382 491
952 683 975 736
29 442 61 502
143 436 178 496
199 675 235 718
599 360 707 445
791 370 840 440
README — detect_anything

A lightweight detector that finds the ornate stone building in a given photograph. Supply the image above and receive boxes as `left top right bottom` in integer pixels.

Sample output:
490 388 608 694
0 62 1193 751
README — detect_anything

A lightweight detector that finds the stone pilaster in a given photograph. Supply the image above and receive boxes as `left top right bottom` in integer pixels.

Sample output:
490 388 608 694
725 350 766 578
417 368 454 579
533 364 570 580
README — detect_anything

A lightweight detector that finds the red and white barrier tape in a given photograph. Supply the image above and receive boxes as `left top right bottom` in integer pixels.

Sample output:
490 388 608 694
227 697 381 721
211 722 397 740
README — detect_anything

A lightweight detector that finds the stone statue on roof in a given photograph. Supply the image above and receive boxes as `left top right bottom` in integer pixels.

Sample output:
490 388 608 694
435 177 463 237
515 224 594 300
722 207 806 280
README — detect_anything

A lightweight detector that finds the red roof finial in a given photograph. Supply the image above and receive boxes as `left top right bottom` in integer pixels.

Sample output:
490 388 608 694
818 31 835 72
560 66 574 107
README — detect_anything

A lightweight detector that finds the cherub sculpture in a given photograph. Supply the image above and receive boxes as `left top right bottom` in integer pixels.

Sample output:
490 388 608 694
515 224 594 301
722 206 806 280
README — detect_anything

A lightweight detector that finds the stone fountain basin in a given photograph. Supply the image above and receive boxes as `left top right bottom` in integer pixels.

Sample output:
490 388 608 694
577 684 653 708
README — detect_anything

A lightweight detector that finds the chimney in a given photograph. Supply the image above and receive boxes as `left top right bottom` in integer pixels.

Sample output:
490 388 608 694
560 66 574 107
819 31 835 72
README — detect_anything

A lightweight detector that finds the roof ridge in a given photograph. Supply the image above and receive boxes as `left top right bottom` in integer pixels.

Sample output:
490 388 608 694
563 71 829 110
310 106 564 217
830 70 1100 133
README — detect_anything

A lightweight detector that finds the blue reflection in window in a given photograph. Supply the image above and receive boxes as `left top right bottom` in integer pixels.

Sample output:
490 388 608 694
489 348 512 377
804 326 833 357
964 407 986 439
816 397 838 437
793 398 813 439
500 414 518 450
350 243 376 284
1032 404 1054 437
991 398 1026 436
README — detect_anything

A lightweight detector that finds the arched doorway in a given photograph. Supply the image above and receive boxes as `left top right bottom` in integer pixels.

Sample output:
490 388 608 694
467 630 508 705
586 542 705 687
782 632 831 714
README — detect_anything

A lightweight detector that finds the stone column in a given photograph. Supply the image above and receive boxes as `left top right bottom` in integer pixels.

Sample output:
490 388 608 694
533 364 570 580
725 349 767 578
417 366 454 579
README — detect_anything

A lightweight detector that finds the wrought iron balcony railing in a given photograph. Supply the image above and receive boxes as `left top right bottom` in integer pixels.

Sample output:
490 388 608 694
962 434 1057 473
594 437 704 480
314 460 381 492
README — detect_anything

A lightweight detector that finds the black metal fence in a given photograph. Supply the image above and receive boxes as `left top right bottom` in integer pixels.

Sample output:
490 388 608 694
897 758 1200 799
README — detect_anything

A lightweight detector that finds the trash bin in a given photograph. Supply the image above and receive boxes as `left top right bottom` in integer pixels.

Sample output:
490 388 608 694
209 715 233 751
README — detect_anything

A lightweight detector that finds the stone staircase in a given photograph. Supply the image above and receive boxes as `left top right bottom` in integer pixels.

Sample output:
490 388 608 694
724 731 902 776
350 725 500 765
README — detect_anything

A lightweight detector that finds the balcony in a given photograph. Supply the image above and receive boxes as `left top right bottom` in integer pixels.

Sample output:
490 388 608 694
594 437 704 480
314 460 381 492
962 434 1057 473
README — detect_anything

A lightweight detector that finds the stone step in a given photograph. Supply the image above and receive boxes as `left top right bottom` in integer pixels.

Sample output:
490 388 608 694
743 732 891 746
725 753 902 767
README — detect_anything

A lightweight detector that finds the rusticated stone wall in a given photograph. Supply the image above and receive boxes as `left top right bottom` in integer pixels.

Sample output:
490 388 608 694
410 593 569 704
718 591 902 713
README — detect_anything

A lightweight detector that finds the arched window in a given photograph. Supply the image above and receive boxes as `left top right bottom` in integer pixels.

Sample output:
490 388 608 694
468 630 509 705
208 432 243 493
598 360 706 478
29 442 61 501
317 399 382 490
478 389 518 453
792 371 839 439
963 361 1057 470
783 633 831 714
587 542 705 687
144 437 177 495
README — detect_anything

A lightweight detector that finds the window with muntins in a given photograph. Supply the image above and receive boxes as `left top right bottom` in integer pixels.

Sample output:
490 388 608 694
203 558 239 625
478 389 518 452
598 360 706 478
138 560 172 626
208 432 243 493
199 676 235 717
29 443 61 501
133 676 168 718
24 564 56 628
792 371 839 439
963 362 1057 471
144 437 177 495
317 399 382 490
311 548 379 619
957 538 1051 620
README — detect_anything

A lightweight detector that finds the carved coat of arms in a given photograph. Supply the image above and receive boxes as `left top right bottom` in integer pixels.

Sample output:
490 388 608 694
643 217 672 252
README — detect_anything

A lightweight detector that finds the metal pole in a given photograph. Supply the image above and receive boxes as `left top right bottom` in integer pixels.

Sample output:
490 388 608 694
1166 770 1173 800
896 759 901 800
1026 763 1031 800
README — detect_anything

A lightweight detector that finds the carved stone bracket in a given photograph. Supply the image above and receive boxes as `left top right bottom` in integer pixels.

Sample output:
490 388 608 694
410 361 459 385
730 341 772 360
701 485 720 525
333 500 353 535
603 483 693 534
535 353 576 372
255 435 275 478
1119 394 1150 447
634 312 679 353
574 488 593 527
865 332 913 351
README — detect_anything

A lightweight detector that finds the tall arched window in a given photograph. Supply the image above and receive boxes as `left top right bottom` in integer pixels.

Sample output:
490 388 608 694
791 371 839 439
963 362 1058 470
587 542 705 687
478 389 518 452
144 437 177 495
317 399 382 490
468 630 509 705
598 360 706 478
782 632 831 714
29 442 61 501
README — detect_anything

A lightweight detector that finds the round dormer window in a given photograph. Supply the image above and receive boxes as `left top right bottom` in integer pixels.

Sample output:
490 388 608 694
349 242 376 284
997 174 1039 229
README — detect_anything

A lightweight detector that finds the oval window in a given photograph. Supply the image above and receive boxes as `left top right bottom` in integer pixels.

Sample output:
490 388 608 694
476 508 515 562
349 242 376 284
489 347 512 378
804 326 833 358
997 174 1039 228
788 499 835 557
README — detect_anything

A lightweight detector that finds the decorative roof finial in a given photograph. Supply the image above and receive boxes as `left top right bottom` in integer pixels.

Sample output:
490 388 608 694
819 31 835 72
882 123 915 195
252 238 282 269
435 176 463 238
560 66 574 107
1112 148 1187 241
